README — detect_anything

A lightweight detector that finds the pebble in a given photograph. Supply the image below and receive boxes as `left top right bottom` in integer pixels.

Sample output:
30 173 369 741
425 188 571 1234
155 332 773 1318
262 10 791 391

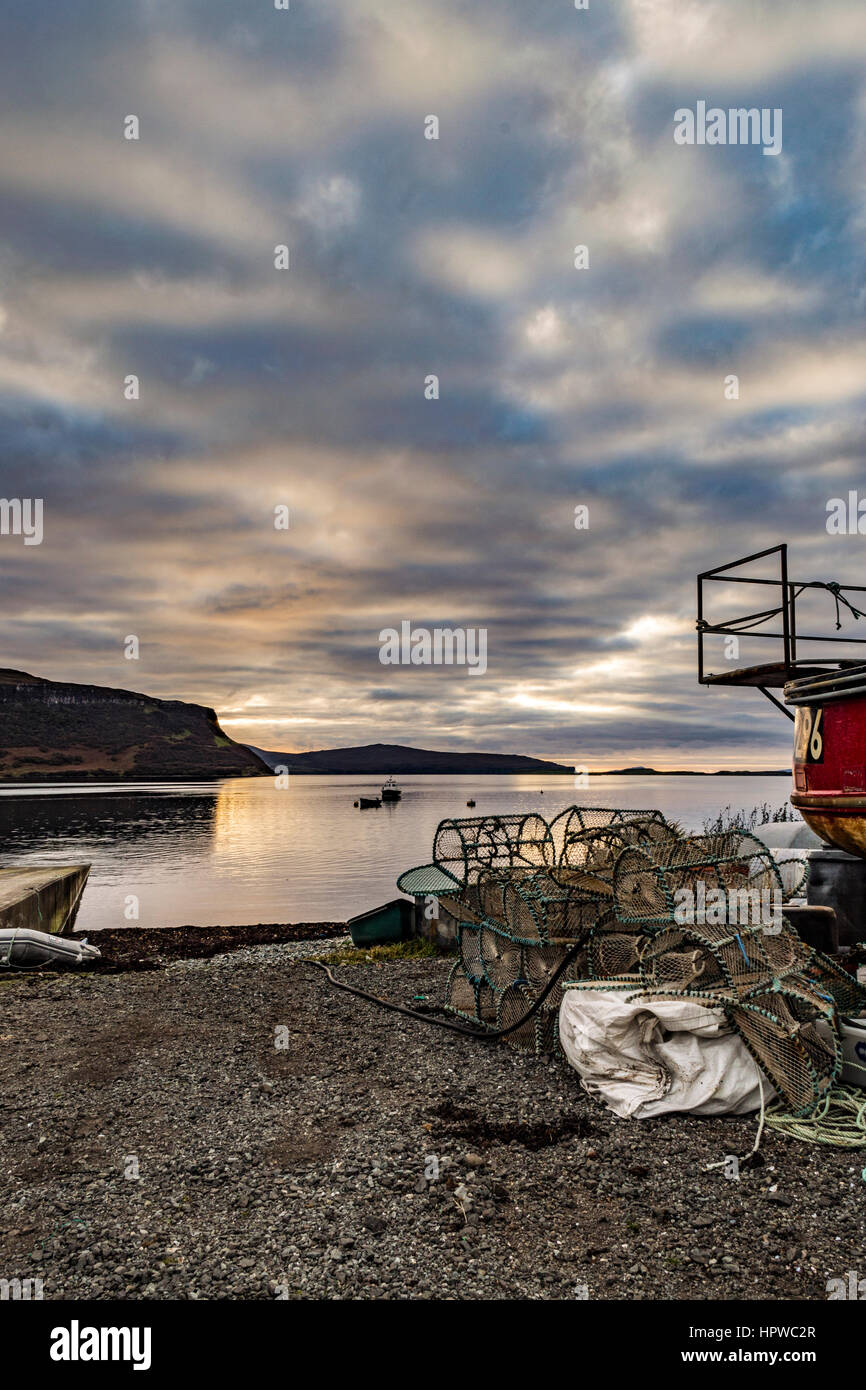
0 952 858 1302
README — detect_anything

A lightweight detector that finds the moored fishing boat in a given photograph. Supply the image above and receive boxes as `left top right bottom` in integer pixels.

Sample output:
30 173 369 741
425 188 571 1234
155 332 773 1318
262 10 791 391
787 664 866 855
381 776 402 801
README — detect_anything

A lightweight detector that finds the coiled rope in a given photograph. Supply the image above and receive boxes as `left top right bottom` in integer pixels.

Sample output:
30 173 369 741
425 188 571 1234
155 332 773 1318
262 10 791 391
764 1085 866 1148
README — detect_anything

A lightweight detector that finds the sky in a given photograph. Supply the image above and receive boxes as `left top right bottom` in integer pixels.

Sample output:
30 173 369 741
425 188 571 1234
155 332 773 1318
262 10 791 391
1 0 866 768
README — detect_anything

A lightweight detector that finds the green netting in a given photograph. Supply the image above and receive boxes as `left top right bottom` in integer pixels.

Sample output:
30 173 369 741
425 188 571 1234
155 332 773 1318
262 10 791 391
613 831 784 927
433 812 555 887
496 981 564 1056
435 808 680 1047
415 806 866 1115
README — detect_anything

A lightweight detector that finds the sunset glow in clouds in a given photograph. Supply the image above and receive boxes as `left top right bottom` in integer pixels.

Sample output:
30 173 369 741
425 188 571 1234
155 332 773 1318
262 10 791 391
2 0 866 767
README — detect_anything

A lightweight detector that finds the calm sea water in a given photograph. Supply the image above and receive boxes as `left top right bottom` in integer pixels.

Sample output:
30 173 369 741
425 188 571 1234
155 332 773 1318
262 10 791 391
0 773 792 931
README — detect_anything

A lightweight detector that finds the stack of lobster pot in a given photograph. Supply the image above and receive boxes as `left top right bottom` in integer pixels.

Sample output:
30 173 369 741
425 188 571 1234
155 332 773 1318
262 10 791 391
432 807 682 1055
593 830 866 1115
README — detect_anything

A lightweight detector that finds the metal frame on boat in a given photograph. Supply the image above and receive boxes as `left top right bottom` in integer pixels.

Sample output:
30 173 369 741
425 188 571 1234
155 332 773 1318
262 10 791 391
697 542 866 717
697 544 866 857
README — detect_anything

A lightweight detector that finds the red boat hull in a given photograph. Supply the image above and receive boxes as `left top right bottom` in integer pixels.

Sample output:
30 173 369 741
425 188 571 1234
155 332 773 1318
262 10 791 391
787 666 866 857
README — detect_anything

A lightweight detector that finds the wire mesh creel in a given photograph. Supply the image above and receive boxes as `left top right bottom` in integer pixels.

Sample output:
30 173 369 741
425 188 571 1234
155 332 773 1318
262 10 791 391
612 831 784 927
438 807 683 1052
432 806 866 1099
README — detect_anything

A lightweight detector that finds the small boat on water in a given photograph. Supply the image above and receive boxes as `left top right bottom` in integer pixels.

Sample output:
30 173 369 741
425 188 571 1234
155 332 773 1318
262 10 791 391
358 796 381 809
381 777 402 802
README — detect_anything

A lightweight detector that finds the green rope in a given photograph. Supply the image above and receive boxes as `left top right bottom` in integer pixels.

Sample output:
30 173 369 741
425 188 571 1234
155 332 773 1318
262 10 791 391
765 1085 866 1148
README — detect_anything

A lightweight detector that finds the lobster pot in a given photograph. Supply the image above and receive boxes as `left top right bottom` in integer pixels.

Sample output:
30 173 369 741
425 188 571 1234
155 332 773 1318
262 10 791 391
476 978 499 1026
458 923 485 981
760 923 813 979
404 805 866 1089
548 806 669 855
634 911 814 1000
612 847 668 924
432 813 555 891
529 868 612 935
512 864 614 937
536 1008 562 1056
612 832 784 927
572 823 662 874
771 850 810 900
553 825 627 881
552 893 606 941
521 940 568 992
479 923 523 990
638 814 687 854
441 893 482 926
707 924 791 997
549 809 680 877
442 963 498 1030
587 928 645 981
475 869 542 943
496 982 536 1050
537 977 567 1016
550 824 681 898
638 927 726 992
496 983 561 1056
444 962 479 1021
805 949 866 1017
474 868 511 925
497 871 573 944
732 991 839 1116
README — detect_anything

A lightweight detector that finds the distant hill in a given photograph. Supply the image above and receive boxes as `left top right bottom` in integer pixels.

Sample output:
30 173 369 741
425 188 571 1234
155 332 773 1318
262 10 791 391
0 670 270 782
249 744 790 776
248 742 575 775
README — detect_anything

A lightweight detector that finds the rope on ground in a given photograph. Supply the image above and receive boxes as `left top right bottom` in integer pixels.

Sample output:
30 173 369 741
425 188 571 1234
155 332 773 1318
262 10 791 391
705 1072 767 1171
764 1085 866 1148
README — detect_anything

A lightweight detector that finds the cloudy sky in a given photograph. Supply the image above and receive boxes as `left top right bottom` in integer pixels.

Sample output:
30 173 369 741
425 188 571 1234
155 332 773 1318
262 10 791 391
2 0 866 768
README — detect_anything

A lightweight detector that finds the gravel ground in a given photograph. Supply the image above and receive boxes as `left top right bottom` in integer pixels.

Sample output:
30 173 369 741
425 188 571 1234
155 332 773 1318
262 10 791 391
0 949 863 1301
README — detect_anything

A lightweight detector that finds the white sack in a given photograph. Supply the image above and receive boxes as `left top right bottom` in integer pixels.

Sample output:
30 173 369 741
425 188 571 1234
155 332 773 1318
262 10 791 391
558 987 770 1118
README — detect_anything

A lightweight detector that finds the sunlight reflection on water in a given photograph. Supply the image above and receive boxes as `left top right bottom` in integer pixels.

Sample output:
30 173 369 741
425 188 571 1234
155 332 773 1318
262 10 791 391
0 772 791 930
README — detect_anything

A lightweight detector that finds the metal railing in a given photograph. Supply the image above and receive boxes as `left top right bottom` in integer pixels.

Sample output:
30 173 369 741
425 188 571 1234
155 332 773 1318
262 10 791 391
697 543 866 694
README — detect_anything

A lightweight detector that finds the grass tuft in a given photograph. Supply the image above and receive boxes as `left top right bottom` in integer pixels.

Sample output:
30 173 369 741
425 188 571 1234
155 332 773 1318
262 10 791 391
316 938 440 966
703 802 798 834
